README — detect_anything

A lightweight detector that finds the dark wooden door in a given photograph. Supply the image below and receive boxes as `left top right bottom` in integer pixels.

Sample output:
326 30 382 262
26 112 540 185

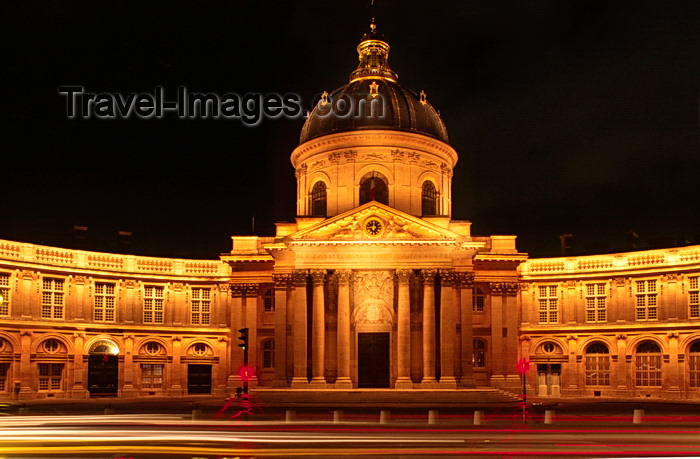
357 332 390 388
187 364 212 394
88 354 118 396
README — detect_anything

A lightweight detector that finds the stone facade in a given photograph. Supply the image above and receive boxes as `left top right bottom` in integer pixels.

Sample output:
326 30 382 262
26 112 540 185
1 22 697 401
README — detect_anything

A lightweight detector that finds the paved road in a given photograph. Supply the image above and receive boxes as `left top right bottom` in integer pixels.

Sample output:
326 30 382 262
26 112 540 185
2 414 700 457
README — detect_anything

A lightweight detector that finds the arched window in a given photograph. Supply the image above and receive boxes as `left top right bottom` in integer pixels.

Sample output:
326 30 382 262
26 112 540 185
359 174 388 205
635 340 662 387
472 287 485 313
311 181 327 217
585 342 610 386
421 181 438 216
689 341 700 387
262 339 275 369
473 339 486 368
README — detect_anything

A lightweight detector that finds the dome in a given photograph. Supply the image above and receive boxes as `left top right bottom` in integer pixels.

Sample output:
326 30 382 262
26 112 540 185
299 22 449 145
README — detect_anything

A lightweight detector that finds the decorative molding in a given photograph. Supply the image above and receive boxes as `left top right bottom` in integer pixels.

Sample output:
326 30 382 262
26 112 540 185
519 335 531 341
217 284 230 294
667 332 680 339
614 277 627 287
172 283 184 292
616 334 627 341
74 276 87 286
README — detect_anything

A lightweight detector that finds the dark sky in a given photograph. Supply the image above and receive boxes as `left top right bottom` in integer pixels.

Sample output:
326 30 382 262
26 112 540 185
3 1 700 259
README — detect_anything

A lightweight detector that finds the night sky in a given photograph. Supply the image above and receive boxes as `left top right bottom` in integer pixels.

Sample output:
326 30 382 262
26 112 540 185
3 1 700 259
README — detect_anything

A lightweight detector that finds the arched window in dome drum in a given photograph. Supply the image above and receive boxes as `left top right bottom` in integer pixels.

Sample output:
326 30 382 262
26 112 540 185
311 181 327 217
421 181 437 216
360 175 388 205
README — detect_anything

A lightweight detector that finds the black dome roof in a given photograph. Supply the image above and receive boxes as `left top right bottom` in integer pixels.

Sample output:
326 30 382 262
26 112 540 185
299 21 449 145
299 79 449 145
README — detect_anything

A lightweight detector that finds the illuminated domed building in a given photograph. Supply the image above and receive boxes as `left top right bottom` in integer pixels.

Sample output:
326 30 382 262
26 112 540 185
0 22 698 401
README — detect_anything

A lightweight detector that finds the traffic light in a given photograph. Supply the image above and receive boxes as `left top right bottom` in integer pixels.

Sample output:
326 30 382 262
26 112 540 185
237 327 249 350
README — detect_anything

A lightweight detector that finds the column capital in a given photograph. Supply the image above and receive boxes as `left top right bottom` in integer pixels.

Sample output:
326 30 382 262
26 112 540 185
273 273 291 288
230 284 245 298
395 269 412 284
421 269 437 283
455 272 475 288
489 282 505 295
217 283 231 294
292 270 308 286
336 269 352 284
243 283 258 296
309 269 326 285
439 269 455 287
504 282 519 296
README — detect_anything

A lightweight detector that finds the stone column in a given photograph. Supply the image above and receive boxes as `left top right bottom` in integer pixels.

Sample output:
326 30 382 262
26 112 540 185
667 332 681 392
273 274 291 387
226 285 244 391
335 270 353 389
457 272 476 387
395 269 412 389
421 269 438 387
121 334 138 397
614 334 628 393
291 270 309 388
439 269 457 388
489 283 505 386
70 332 88 398
309 269 327 387
244 284 259 388
503 283 521 387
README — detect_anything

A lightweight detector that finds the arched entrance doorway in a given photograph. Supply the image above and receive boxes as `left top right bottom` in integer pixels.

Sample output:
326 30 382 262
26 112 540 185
88 340 119 397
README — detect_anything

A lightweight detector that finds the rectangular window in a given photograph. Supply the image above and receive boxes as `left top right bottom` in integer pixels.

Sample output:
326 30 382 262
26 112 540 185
263 290 275 313
690 276 699 319
141 363 164 389
143 286 164 324
585 283 607 323
191 288 211 325
635 280 658 321
635 354 662 386
41 278 64 319
0 273 9 316
0 362 8 391
538 285 558 324
94 282 116 322
690 354 700 388
585 355 610 386
38 363 63 391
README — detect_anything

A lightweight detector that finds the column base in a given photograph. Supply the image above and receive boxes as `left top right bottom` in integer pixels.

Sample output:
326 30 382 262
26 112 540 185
394 377 413 390
291 377 309 388
420 377 439 389
308 377 327 388
438 377 457 389
458 377 476 388
334 377 353 389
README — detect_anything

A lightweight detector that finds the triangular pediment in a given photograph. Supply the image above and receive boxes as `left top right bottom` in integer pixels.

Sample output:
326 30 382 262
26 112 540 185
286 202 463 242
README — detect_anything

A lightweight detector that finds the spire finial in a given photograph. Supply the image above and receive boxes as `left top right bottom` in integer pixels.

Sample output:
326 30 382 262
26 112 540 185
370 17 376 34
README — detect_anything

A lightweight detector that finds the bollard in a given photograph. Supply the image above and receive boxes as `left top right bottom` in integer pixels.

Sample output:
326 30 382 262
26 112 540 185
544 409 555 425
380 410 390 424
285 409 296 423
473 410 484 426
104 404 116 415
633 408 644 424
333 409 343 423
428 409 438 425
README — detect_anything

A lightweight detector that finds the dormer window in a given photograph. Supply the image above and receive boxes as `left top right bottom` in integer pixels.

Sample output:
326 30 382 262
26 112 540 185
311 181 327 216
421 181 437 216
359 174 388 205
